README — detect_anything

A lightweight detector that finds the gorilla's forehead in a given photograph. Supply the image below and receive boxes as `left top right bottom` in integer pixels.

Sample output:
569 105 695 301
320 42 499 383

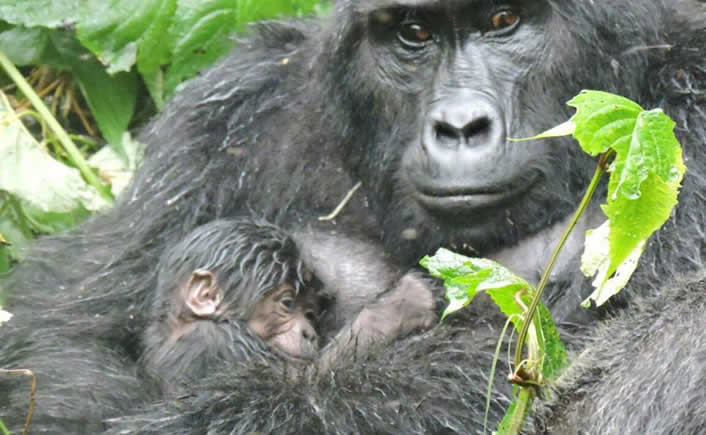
355 0 527 15
355 0 444 13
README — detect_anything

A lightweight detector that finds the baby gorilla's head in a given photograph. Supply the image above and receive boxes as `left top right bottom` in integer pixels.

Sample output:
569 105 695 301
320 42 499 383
141 219 326 389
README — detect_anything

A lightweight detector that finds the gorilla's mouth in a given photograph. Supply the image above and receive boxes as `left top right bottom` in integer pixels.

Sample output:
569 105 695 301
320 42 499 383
410 174 540 214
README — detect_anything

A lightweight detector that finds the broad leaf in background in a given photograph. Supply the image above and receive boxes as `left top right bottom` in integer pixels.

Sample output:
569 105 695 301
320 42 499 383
0 0 81 29
72 60 137 150
514 90 685 306
0 0 326 110
0 91 109 235
0 28 138 158
77 0 325 103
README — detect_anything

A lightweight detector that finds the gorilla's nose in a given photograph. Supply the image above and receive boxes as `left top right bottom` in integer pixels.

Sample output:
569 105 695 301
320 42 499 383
425 96 503 150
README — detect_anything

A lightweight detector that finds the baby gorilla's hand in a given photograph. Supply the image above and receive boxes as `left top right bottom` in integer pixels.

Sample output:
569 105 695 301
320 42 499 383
360 272 436 339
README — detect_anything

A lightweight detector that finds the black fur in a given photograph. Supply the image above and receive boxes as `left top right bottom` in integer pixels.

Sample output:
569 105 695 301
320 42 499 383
529 274 706 435
1 0 705 434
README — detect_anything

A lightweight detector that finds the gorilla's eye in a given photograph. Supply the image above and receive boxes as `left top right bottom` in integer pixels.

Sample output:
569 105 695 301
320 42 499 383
279 297 295 311
397 22 432 49
490 10 520 31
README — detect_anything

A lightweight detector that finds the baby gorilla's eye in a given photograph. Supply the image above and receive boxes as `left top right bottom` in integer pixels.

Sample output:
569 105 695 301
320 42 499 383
279 297 295 311
397 22 433 49
490 10 520 31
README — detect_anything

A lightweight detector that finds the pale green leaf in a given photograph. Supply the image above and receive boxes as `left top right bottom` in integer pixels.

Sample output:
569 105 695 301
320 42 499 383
0 92 110 219
0 0 85 29
508 119 576 142
580 220 646 307
88 132 143 196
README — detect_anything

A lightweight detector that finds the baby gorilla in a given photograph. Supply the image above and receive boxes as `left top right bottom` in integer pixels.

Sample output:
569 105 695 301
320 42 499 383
141 219 322 390
142 219 435 391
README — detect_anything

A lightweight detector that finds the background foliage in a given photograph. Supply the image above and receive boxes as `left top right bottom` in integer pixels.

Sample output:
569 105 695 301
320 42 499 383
0 0 330 307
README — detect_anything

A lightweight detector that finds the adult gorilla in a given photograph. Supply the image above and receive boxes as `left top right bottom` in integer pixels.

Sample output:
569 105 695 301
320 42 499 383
1 0 705 433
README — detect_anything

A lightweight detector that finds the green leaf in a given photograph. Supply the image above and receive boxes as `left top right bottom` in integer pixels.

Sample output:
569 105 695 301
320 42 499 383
577 103 685 306
0 91 109 231
421 248 567 373
567 91 643 156
0 230 10 275
72 59 137 150
164 0 325 96
0 195 34 261
612 109 685 199
0 26 49 66
537 304 567 380
0 0 85 29
0 28 84 70
0 246 9 275
162 0 239 95
420 248 532 322
509 91 642 153
76 0 177 74
522 91 685 307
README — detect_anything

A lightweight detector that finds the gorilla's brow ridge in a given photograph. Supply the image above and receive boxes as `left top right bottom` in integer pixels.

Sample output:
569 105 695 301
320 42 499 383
357 0 443 14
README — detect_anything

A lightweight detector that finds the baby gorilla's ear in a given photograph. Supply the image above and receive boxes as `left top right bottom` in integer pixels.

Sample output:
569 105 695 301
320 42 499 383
185 269 224 317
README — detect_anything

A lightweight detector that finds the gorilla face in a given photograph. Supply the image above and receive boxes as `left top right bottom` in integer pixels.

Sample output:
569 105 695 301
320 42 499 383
330 0 659 260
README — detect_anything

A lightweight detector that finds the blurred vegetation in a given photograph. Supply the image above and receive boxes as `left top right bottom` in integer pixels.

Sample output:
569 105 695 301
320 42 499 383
0 0 330 306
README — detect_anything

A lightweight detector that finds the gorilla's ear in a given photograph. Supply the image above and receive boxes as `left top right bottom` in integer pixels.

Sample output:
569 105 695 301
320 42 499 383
185 269 224 317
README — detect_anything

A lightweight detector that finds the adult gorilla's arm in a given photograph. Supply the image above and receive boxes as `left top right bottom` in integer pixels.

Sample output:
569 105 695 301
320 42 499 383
107 308 512 435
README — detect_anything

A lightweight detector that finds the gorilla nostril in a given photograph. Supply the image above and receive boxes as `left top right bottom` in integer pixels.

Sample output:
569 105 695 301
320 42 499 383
434 121 463 147
302 327 316 342
463 116 491 140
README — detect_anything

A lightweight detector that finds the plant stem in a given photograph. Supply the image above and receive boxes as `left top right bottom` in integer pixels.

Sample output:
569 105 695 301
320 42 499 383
512 154 609 371
0 51 113 202
506 388 532 434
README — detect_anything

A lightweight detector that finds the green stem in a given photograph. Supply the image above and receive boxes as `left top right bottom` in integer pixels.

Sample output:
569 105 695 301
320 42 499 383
512 154 610 371
0 51 113 202
506 388 532 434
0 418 9 435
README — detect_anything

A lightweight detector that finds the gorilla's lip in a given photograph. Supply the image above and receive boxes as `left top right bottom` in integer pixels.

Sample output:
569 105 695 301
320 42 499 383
411 175 539 213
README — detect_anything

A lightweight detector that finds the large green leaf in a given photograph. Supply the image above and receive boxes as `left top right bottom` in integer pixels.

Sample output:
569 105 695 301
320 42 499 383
0 26 49 66
513 91 686 306
0 91 109 232
0 0 85 29
73 60 137 149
